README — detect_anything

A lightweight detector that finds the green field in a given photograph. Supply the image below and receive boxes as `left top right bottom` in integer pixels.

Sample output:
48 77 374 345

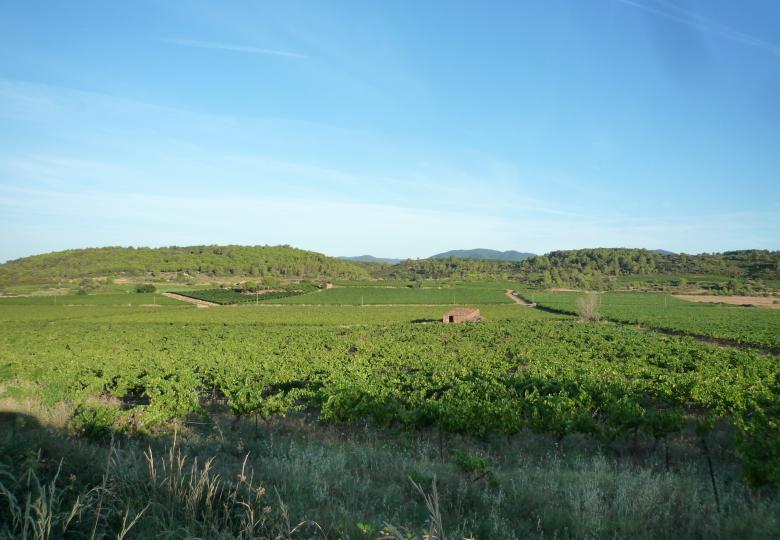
173 287 309 305
0 302 552 325
2 284 780 538
1 292 778 480
0 292 181 306
276 285 513 305
329 278 493 288
523 291 780 350
2 299 778 454
614 273 734 285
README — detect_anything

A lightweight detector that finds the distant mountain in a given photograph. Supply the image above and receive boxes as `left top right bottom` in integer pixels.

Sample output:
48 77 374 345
339 255 402 265
652 249 676 256
428 249 535 261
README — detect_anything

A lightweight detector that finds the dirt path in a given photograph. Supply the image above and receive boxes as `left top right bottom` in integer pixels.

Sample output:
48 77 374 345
162 292 219 307
505 289 534 305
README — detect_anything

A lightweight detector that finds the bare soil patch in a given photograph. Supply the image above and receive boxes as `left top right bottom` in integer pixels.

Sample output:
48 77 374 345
548 287 580 292
162 292 219 307
505 289 533 305
674 294 780 309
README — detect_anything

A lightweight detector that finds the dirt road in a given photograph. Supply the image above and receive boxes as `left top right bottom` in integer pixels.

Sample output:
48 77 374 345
505 290 534 305
162 292 219 307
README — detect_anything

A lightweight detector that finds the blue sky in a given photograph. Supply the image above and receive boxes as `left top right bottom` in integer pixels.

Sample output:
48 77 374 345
1 0 778 262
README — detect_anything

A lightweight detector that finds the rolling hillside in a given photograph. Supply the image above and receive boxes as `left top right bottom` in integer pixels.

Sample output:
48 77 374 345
0 245 370 285
380 248 780 291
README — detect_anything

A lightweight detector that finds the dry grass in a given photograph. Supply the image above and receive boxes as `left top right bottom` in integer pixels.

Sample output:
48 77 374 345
576 293 601 322
1 399 780 539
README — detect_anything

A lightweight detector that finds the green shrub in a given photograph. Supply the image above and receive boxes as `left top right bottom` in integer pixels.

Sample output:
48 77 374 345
452 450 495 484
135 284 156 293
78 278 98 290
69 402 121 442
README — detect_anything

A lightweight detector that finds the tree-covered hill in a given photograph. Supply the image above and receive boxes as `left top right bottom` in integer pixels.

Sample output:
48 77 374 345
4 246 778 290
0 245 370 285
381 257 521 280
525 249 780 282
378 249 780 291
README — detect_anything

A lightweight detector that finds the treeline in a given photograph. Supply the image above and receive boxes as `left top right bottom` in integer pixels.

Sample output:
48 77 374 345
0 245 369 285
380 257 521 280
532 249 780 278
379 249 780 290
525 249 780 289
3 245 778 289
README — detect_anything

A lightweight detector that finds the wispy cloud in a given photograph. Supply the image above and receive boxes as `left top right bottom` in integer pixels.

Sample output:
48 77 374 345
614 0 780 57
162 38 306 59
0 80 591 222
2 79 777 261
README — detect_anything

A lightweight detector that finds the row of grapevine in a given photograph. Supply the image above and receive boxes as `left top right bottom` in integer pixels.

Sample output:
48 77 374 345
1 316 778 488
173 288 313 305
524 291 780 351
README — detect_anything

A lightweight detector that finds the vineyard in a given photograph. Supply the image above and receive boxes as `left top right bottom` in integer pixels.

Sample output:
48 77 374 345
1 304 779 490
172 287 312 305
0 292 181 306
523 291 780 351
276 285 512 305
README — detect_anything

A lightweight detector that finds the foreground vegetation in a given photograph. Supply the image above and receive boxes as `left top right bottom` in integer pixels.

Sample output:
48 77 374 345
1 276 779 537
2 303 779 487
4 401 780 539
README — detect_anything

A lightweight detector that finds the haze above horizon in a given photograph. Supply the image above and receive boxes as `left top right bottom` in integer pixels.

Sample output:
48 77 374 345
1 0 779 263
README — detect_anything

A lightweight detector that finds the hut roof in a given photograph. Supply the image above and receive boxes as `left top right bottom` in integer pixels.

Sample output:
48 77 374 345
445 307 480 316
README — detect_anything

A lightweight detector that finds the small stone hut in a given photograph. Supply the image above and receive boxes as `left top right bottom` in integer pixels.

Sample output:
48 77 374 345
442 307 481 324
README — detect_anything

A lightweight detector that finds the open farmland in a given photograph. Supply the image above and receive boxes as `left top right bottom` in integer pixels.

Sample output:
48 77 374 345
3 0 779 532
0 292 181 306
1 281 780 538
0 302 554 326
673 294 780 308
5 309 777 447
275 285 513 305
523 290 780 351
172 287 311 305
